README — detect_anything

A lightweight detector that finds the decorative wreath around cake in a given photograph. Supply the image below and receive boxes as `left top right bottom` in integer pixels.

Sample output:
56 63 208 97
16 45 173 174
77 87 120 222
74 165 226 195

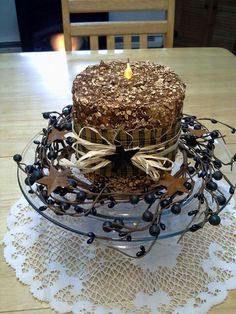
13 60 236 258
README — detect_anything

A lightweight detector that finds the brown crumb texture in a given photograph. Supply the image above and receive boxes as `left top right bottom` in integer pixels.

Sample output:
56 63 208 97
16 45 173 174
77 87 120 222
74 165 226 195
85 173 157 193
72 60 186 130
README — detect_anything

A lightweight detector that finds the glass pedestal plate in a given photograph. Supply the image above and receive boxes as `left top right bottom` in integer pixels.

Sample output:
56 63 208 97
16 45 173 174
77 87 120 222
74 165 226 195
17 133 235 253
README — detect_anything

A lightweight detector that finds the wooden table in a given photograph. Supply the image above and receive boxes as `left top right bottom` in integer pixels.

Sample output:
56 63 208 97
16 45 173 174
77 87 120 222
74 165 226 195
0 48 235 314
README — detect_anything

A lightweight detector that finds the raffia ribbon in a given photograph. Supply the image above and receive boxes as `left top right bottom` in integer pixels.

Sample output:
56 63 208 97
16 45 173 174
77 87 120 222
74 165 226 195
60 127 180 181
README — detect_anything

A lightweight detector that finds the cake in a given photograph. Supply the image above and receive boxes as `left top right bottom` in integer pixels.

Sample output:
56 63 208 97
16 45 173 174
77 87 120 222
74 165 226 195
71 60 186 191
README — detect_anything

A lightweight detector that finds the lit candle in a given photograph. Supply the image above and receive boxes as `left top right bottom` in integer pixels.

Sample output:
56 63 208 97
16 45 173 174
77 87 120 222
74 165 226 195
124 59 133 80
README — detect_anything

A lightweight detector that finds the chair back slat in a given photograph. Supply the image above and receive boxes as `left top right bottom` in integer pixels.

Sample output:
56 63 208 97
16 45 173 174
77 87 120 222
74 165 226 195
165 0 175 47
61 0 72 50
90 36 99 50
107 36 115 50
62 0 175 51
123 35 132 49
71 21 168 36
68 0 169 13
140 35 148 49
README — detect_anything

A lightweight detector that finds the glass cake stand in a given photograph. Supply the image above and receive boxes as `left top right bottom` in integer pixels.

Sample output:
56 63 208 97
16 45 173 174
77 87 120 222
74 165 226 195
17 133 235 250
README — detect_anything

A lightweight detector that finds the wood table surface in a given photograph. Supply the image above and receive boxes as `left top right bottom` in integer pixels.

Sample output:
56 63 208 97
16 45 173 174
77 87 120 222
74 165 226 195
0 48 235 314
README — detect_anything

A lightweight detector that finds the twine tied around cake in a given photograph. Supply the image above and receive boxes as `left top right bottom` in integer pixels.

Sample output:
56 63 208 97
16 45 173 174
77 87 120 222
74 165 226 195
60 127 180 181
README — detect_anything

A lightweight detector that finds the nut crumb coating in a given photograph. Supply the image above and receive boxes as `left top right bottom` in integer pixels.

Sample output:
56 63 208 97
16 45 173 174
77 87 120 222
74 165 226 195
72 60 186 130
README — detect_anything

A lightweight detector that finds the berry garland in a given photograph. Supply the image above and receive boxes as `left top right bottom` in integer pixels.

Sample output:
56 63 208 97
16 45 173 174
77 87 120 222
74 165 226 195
13 106 236 258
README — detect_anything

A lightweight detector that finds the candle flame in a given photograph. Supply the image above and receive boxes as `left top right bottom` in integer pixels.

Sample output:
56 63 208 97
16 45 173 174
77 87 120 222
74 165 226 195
124 61 133 80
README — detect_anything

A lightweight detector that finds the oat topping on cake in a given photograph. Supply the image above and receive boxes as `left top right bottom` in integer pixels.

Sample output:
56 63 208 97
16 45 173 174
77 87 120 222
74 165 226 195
72 60 186 130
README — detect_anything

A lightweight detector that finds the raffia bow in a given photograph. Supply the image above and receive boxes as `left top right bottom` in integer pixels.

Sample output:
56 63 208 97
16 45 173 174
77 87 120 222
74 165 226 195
60 127 180 181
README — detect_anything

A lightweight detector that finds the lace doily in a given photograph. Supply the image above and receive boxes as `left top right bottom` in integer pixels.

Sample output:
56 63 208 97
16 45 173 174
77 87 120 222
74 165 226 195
3 196 236 314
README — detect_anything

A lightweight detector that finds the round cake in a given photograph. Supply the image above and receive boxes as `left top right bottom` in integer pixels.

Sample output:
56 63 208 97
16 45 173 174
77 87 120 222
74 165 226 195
71 60 186 191
72 60 185 130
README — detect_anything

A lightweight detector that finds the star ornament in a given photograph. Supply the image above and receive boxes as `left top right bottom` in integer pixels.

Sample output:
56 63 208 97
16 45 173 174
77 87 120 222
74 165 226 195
47 128 68 143
104 145 139 172
58 146 75 161
158 173 189 196
37 166 71 196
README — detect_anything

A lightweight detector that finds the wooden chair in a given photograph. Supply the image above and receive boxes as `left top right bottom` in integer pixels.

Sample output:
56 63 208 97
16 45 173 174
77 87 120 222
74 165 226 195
61 0 175 51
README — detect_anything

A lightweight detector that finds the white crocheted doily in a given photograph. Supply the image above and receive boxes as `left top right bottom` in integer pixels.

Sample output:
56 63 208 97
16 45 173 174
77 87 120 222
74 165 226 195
3 197 236 314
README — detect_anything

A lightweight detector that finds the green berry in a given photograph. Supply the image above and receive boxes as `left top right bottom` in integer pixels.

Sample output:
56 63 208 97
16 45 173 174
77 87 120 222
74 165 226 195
113 218 124 230
42 112 50 119
217 195 226 205
129 195 140 204
142 210 153 222
209 214 221 226
76 191 87 202
171 204 181 214
144 193 156 204
102 221 113 232
13 154 22 162
149 224 160 237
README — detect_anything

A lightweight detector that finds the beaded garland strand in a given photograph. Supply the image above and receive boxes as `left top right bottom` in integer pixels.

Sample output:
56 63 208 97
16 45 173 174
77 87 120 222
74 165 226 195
13 105 236 258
